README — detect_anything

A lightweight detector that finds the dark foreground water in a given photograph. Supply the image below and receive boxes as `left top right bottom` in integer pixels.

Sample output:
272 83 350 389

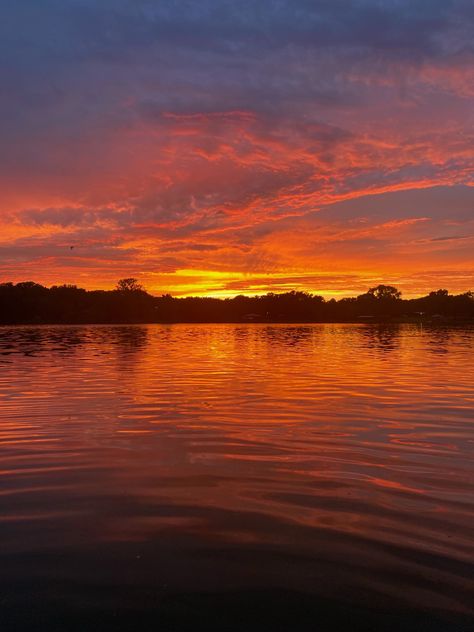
0 324 473 631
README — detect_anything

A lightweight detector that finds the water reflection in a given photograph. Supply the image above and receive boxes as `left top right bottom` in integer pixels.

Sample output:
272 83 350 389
0 324 473 630
424 326 453 354
360 324 401 352
261 325 315 347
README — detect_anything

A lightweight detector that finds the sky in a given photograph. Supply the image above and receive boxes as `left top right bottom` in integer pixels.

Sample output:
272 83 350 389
1 0 473 297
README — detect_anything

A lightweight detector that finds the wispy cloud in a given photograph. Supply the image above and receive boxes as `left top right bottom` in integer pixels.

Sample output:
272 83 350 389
1 1 473 295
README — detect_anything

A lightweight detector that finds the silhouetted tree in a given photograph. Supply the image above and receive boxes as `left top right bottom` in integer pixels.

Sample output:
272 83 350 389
116 278 143 292
429 289 449 297
367 285 402 300
0 281 473 324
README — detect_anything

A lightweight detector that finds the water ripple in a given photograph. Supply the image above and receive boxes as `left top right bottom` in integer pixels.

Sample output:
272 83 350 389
0 324 473 626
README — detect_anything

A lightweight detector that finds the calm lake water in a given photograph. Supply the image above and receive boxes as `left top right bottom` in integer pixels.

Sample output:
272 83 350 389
1 324 473 631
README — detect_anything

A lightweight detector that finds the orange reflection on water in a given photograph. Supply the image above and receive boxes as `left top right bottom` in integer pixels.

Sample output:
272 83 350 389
0 324 473 616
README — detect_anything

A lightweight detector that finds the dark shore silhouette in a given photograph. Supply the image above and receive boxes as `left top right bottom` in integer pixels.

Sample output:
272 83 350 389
0 280 473 325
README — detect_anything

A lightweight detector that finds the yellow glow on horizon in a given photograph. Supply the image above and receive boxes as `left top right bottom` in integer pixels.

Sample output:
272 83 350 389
143 268 380 299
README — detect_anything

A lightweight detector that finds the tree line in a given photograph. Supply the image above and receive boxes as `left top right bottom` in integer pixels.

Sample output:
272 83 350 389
0 279 473 324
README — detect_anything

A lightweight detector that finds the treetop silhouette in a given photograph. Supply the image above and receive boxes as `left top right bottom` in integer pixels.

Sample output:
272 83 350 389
0 280 472 324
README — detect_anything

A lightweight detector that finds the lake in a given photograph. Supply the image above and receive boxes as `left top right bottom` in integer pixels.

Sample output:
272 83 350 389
0 324 473 631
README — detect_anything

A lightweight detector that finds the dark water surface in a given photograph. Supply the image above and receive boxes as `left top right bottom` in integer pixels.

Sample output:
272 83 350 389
1 324 473 631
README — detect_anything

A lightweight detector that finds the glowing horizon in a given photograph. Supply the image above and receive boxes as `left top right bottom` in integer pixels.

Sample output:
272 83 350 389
1 2 473 297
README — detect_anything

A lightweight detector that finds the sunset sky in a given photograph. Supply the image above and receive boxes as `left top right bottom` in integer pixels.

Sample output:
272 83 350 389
1 0 473 297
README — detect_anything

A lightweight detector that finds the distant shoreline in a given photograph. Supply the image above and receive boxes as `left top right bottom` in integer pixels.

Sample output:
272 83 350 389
1 281 473 326
2 317 474 326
